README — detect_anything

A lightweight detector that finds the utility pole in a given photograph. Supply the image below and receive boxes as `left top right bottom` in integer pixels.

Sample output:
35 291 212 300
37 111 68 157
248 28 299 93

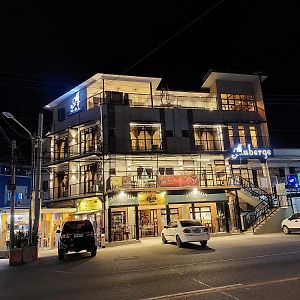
9 140 16 249
32 113 43 246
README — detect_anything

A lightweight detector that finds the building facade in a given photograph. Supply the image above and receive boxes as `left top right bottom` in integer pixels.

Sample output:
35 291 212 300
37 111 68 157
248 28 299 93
43 71 273 242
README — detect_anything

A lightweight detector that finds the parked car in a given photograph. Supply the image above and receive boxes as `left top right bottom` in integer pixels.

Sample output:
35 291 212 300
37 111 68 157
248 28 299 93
58 220 97 260
161 219 210 247
281 213 300 234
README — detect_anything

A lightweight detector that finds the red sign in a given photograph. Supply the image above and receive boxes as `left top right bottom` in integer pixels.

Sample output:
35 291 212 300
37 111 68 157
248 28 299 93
157 175 199 188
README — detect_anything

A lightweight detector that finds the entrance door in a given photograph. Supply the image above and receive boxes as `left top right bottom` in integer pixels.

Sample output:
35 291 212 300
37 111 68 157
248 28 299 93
139 209 158 237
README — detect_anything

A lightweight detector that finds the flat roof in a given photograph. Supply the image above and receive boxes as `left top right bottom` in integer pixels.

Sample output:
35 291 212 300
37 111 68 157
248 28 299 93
44 73 162 110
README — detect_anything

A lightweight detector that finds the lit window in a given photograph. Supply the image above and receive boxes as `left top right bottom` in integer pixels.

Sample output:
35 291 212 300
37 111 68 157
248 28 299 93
221 93 255 111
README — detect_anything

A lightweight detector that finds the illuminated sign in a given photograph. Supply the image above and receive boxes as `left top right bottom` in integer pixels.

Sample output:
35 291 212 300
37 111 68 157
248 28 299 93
287 175 298 187
68 92 82 115
231 144 272 160
138 192 166 206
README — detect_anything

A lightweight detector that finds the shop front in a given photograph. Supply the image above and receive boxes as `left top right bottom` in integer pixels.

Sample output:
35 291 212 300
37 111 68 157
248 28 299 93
107 189 230 242
73 197 103 246
0 208 75 250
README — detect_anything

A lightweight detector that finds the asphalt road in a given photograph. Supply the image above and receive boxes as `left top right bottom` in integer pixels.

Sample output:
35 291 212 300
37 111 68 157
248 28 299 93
1 233 300 300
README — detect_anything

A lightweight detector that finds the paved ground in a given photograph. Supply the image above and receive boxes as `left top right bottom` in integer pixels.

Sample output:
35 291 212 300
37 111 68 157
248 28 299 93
1 233 300 299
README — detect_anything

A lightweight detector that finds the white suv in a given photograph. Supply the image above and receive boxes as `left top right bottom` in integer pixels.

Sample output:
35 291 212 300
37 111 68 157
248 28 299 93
281 212 300 234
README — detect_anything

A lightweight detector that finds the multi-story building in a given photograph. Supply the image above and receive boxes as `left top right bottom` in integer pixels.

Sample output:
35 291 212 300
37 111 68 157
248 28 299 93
43 70 275 242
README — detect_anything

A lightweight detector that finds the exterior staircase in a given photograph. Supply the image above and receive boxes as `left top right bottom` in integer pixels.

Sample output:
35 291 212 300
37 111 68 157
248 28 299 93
231 176 292 234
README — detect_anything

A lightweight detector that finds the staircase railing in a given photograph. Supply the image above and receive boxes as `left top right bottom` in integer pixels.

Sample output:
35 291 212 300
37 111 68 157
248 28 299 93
230 175 290 231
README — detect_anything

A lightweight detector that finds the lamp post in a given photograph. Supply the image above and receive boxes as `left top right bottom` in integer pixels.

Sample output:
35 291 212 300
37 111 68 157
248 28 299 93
2 112 35 245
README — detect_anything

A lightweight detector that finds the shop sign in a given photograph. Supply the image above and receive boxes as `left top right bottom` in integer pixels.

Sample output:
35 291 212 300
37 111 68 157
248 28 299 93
138 192 166 206
76 197 102 212
157 175 199 188
167 192 227 203
109 193 137 206
68 92 83 115
231 144 273 160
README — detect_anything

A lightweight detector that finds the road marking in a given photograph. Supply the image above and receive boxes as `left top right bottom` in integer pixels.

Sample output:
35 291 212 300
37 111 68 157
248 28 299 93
140 284 243 300
140 276 300 300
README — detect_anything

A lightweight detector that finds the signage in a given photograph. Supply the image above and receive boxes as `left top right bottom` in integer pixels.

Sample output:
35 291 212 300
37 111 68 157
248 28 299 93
157 175 199 188
231 144 272 160
109 193 137 206
167 192 227 204
76 197 102 212
138 192 166 206
287 175 298 187
68 92 83 115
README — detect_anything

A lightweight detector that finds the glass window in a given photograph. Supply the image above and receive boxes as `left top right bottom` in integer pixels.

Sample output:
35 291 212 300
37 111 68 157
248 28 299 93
238 126 246 146
130 123 162 151
193 125 224 151
180 220 202 227
228 125 234 147
249 126 258 147
221 93 255 111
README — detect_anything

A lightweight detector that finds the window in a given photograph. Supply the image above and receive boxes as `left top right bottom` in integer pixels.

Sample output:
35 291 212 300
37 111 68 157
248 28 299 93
159 167 174 175
238 126 246 146
137 167 153 179
80 126 97 154
279 168 286 177
130 123 162 151
221 93 255 111
193 125 224 151
228 125 234 147
249 126 258 147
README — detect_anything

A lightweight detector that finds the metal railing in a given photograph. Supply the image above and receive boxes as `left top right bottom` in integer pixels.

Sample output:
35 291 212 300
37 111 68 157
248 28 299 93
131 139 162 152
107 172 230 192
194 139 224 151
43 181 102 200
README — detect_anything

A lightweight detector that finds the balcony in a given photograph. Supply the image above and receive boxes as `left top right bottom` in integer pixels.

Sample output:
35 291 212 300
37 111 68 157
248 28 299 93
131 139 162 152
107 172 232 193
88 92 218 110
43 181 102 201
194 139 224 152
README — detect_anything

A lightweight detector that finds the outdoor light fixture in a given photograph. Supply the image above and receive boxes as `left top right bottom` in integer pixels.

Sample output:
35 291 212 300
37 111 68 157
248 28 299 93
2 111 35 245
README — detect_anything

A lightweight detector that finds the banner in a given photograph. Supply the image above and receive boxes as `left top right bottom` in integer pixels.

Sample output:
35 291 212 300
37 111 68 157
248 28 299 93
157 175 199 188
138 192 166 206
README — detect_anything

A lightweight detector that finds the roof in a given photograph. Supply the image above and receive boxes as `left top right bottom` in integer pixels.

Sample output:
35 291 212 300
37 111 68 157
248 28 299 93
44 73 162 110
201 70 268 89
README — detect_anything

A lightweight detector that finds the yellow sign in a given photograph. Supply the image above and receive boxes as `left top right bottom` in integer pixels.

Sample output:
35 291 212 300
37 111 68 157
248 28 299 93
138 192 165 206
76 197 102 212
111 176 123 189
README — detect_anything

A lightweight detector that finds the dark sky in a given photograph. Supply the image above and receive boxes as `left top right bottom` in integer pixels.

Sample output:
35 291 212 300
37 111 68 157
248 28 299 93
1 0 300 162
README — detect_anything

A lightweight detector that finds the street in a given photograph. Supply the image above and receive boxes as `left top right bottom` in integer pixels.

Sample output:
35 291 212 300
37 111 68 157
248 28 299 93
1 233 300 300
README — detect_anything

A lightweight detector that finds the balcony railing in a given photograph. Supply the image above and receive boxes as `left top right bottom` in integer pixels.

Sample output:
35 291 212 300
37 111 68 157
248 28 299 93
131 139 162 152
107 172 231 192
44 141 101 164
229 136 271 149
43 181 102 201
194 139 224 151
89 92 218 110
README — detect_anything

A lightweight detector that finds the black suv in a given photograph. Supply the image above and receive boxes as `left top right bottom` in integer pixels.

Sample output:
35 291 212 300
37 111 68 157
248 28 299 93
58 220 97 260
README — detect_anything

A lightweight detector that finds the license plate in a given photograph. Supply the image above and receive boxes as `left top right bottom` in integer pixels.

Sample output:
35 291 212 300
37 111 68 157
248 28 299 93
74 233 83 238
193 229 202 233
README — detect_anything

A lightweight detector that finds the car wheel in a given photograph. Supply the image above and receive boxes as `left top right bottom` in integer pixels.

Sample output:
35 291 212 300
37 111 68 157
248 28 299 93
161 234 167 244
282 225 290 234
176 235 183 248
200 240 207 247
58 251 64 260
91 247 97 257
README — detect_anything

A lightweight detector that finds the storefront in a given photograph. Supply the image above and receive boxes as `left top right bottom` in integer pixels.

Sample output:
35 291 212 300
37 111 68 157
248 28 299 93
73 197 103 246
0 208 75 250
107 189 230 242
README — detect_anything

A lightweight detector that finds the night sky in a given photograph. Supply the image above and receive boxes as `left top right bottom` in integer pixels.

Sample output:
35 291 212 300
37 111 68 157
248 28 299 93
1 1 300 163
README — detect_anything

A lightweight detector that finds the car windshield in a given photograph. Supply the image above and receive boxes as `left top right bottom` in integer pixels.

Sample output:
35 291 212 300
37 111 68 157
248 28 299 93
180 220 203 227
62 221 94 234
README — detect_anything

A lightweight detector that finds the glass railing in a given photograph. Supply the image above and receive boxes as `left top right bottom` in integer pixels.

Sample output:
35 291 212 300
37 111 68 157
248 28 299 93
194 139 224 151
131 139 162 152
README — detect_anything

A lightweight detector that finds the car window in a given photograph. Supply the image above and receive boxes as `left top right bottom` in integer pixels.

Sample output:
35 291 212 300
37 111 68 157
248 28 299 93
291 213 300 220
180 220 202 227
62 221 94 234
168 221 177 228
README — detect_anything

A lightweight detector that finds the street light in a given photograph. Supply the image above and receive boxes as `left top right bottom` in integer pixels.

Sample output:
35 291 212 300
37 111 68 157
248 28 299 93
2 112 35 245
